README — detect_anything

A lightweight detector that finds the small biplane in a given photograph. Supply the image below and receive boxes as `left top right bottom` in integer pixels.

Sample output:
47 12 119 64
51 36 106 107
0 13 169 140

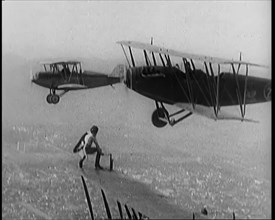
31 61 122 104
117 40 271 127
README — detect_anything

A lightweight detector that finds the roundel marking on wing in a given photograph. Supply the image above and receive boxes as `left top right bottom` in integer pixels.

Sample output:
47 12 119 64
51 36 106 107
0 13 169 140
264 83 272 101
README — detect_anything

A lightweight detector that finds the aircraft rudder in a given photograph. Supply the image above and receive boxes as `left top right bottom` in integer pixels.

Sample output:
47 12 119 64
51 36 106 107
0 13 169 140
110 64 126 82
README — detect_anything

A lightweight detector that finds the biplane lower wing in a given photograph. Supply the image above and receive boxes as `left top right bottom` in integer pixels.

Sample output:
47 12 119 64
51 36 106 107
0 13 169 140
175 103 259 123
57 84 88 90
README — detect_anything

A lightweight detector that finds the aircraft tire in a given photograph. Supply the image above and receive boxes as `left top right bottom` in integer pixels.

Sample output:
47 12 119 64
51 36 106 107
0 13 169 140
46 94 53 104
51 95 60 104
151 108 167 128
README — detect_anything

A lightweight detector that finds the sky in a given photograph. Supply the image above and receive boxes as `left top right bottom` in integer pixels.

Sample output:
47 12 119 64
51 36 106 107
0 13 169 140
2 4 272 215
3 1 271 67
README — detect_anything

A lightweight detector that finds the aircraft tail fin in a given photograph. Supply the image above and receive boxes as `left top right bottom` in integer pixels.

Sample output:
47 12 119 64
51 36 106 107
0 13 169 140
109 64 126 82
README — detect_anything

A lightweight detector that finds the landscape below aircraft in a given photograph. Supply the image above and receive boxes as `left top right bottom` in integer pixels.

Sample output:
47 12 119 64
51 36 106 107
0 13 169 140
31 61 123 104
31 41 271 127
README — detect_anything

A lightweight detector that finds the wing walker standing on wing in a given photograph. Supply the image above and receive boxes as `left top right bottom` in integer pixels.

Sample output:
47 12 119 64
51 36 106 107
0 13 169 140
73 125 113 171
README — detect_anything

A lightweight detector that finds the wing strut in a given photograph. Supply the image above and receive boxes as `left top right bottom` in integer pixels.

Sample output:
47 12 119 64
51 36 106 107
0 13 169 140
132 208 138 219
204 62 218 117
159 54 166 67
152 52 157 66
183 58 195 109
117 201 123 219
129 46 136 67
101 189 112 219
150 38 157 66
243 64 248 116
174 73 192 104
80 176 94 220
190 59 196 70
187 63 212 107
231 63 248 120
125 204 132 219
120 44 131 67
143 50 151 66
165 54 172 67
216 64 221 113
173 61 192 104
209 62 219 116
232 64 243 117
236 52 242 74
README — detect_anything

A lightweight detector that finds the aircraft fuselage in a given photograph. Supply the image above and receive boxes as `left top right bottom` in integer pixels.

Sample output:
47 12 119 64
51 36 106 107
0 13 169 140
32 70 120 90
125 66 271 107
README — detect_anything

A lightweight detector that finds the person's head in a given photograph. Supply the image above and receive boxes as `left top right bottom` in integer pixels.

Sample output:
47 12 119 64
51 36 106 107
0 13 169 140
90 125 99 135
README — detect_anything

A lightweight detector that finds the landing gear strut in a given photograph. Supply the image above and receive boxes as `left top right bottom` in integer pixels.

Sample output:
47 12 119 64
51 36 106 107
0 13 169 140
46 89 60 104
151 101 192 128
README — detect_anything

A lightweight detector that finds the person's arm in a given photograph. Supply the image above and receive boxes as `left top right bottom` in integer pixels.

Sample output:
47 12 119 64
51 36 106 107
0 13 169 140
73 133 86 153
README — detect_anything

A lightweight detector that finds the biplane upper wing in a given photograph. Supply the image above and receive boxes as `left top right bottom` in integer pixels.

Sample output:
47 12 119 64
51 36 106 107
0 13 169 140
117 41 268 68
39 60 81 65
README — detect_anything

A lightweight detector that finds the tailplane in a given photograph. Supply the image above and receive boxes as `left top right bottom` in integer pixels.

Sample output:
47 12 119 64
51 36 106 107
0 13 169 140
109 64 126 82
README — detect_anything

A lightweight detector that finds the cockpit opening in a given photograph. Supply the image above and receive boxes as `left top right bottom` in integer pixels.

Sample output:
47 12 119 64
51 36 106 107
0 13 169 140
141 66 165 78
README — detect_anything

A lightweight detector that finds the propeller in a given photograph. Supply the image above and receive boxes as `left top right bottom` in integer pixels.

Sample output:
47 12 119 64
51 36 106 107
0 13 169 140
30 62 34 87
123 65 129 96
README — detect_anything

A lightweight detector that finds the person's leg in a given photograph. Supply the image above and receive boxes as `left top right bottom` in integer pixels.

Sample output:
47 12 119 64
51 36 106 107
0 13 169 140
95 151 103 169
79 155 86 168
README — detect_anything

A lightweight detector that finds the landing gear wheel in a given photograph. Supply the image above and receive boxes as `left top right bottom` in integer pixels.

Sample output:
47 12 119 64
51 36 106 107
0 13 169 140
46 94 53 104
51 94 60 104
151 108 168 128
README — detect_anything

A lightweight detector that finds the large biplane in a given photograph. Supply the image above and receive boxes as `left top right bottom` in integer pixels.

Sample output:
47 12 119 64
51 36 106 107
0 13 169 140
117 40 271 127
31 61 122 104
